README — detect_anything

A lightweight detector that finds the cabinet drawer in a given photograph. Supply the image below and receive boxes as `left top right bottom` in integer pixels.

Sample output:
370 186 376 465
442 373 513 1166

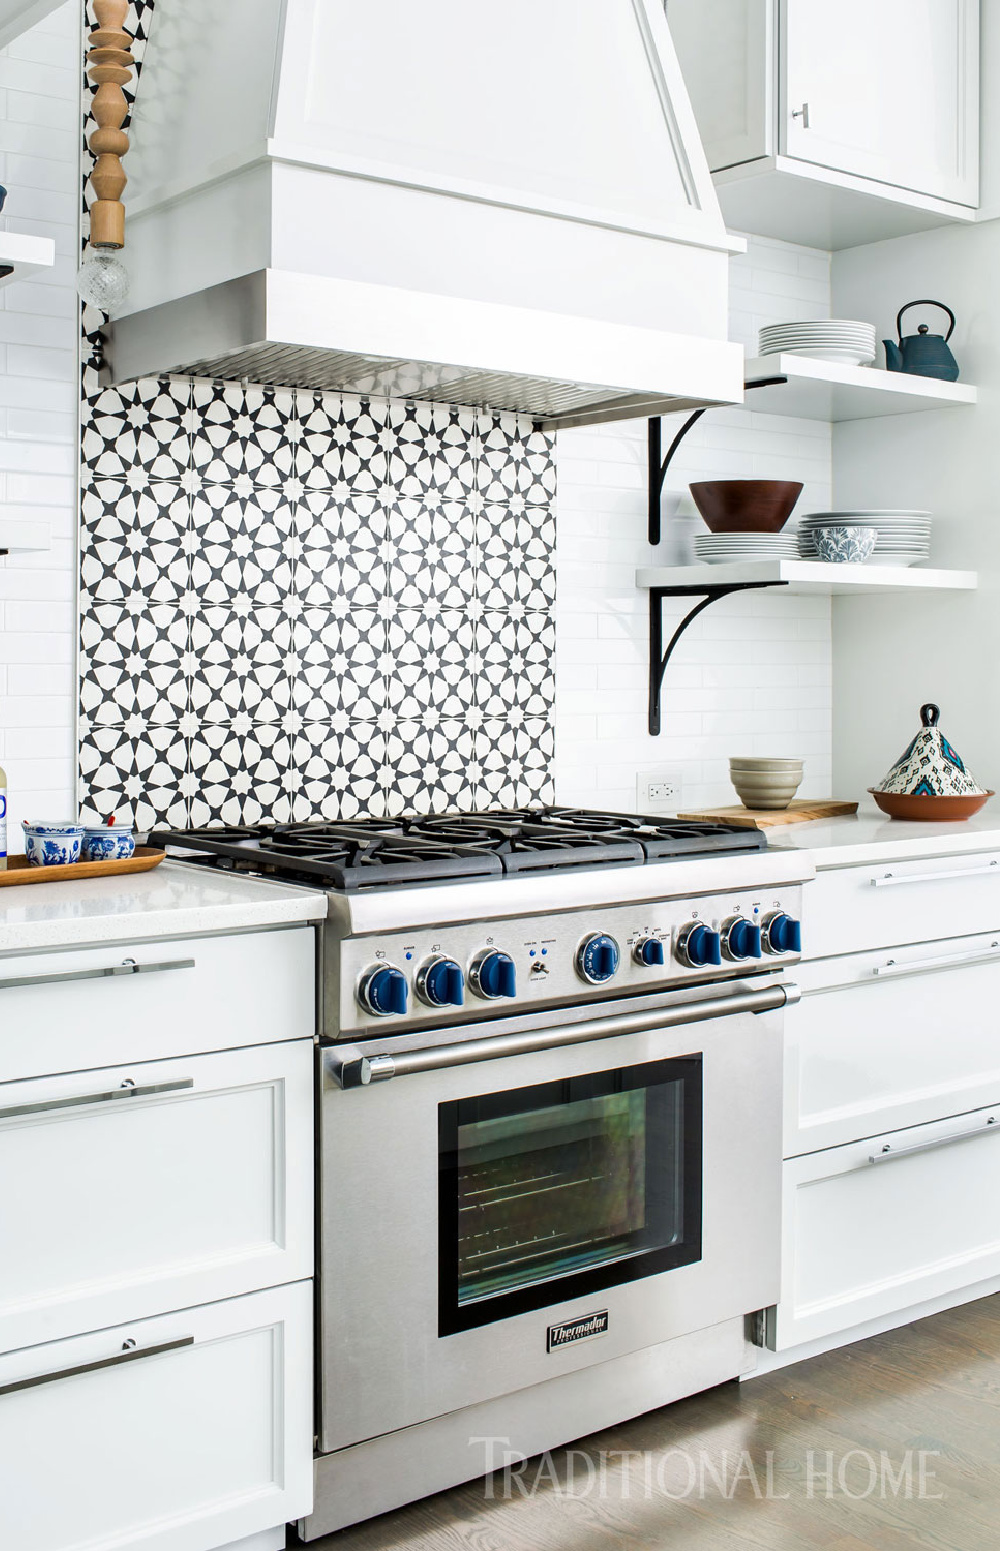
769 1104 1000 1350
0 926 315 1080
787 934 1000 1154
807 851 1000 958
0 1041 313 1350
0 1282 312 1551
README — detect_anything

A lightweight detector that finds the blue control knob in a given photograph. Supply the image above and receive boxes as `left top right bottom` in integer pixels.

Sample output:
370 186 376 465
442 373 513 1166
577 933 621 984
416 955 465 1008
634 937 666 968
677 922 723 970
470 949 517 1000
722 916 763 962
763 911 802 956
358 963 408 1017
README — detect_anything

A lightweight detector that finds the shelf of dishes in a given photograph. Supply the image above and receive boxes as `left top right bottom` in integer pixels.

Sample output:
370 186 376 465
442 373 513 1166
742 354 977 421
636 560 978 597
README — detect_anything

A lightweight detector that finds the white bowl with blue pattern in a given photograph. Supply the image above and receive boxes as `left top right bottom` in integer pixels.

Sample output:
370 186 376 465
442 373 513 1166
21 821 85 866
812 525 878 563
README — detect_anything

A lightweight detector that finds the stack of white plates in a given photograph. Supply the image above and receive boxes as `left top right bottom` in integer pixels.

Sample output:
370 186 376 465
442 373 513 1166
797 510 932 567
758 319 877 365
694 532 800 565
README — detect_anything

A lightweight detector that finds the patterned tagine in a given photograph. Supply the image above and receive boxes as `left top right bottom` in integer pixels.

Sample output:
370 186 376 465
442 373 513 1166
870 703 993 820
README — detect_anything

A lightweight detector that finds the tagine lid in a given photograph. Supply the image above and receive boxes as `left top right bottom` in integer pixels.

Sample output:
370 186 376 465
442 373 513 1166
876 703 987 797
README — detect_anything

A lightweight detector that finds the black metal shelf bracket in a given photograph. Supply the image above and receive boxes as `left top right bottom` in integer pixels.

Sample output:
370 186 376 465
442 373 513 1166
648 581 788 735
647 377 789 546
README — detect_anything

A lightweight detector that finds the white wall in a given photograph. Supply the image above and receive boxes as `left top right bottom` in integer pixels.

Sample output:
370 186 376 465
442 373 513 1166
554 235 834 814
831 221 1000 798
0 0 78 825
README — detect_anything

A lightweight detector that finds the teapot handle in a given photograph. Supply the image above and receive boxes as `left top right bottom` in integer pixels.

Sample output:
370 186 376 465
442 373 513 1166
896 299 955 342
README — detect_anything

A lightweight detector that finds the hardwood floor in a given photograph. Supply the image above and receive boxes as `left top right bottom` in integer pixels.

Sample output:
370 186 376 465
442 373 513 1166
297 1295 1000 1550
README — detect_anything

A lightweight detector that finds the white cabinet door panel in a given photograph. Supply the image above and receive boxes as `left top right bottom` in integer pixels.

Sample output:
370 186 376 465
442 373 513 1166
782 0 978 205
0 1041 313 1349
770 1104 1000 1349
805 851 1000 959
787 934 1000 1155
0 1282 312 1551
668 0 774 170
0 926 315 1081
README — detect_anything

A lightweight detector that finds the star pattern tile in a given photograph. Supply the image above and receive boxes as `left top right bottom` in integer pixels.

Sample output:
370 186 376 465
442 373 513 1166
79 369 555 825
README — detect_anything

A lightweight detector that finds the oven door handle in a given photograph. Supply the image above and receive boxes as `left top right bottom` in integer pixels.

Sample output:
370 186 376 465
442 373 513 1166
327 982 799 1088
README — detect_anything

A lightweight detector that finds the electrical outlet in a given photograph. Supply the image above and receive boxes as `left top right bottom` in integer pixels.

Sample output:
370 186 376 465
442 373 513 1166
636 766 684 812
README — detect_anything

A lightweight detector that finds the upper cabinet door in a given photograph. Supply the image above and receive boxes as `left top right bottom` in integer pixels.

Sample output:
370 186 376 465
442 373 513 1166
781 0 979 205
667 0 774 171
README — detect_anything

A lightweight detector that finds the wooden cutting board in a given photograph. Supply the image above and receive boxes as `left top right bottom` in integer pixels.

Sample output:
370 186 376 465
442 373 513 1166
677 799 859 829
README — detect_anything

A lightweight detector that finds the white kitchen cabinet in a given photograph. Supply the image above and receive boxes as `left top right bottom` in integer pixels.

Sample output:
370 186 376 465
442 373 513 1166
0 1040 314 1351
768 1103 1000 1349
0 925 315 1082
805 849 1000 958
0 1281 313 1551
668 0 979 246
787 934 1000 1156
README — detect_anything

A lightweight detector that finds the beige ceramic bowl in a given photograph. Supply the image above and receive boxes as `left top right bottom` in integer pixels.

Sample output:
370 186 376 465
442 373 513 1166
730 757 804 811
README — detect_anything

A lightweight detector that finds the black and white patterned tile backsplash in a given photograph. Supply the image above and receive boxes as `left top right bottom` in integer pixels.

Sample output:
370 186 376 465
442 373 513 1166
78 386 556 828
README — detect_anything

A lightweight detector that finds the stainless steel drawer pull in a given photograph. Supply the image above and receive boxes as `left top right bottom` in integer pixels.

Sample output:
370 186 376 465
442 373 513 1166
0 957 195 992
869 1114 997 1166
873 943 1000 978
328 982 799 1088
0 956 195 992
871 862 999 888
0 1335 194 1398
0 1077 195 1122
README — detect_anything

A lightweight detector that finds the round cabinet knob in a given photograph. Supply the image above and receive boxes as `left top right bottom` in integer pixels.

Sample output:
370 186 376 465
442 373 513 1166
722 916 763 962
763 911 802 956
416 954 465 1008
676 922 723 970
358 963 409 1017
634 937 665 968
469 949 517 1000
577 933 620 984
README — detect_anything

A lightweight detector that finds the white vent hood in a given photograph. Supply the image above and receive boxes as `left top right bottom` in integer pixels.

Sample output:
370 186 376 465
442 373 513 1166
108 0 744 427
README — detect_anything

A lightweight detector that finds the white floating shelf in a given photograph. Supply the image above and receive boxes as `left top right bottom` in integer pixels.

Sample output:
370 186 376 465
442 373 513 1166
0 517 51 555
0 230 56 290
637 560 978 597
744 355 977 422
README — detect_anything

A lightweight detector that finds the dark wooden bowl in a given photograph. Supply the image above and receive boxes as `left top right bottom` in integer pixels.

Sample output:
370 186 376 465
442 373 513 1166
869 789 994 822
690 480 804 533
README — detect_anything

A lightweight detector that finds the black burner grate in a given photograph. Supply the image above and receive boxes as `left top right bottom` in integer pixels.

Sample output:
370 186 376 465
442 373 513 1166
150 807 766 890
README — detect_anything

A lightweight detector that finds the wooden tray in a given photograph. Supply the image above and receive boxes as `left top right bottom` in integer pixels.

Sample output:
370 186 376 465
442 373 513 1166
0 847 166 887
677 799 859 830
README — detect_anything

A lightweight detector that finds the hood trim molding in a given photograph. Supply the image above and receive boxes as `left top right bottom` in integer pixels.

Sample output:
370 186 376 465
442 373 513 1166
107 269 744 429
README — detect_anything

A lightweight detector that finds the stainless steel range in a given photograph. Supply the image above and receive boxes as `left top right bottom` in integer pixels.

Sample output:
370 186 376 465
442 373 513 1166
154 808 812 1538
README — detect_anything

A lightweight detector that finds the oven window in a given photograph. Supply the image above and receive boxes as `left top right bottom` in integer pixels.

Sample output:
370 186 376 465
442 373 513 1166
438 1056 702 1334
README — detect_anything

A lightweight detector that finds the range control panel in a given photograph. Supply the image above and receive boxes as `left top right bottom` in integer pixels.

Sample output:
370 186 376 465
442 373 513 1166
337 887 803 1033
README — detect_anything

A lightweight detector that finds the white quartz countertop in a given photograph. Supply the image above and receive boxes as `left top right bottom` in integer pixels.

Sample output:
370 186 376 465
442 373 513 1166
766 806 1000 868
0 860 328 955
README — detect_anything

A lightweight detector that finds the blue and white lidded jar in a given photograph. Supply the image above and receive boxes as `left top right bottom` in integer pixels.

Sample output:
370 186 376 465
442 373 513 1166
0 762 7 871
81 816 136 861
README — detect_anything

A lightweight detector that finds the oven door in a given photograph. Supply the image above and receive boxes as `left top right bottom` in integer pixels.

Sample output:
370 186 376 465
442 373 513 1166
317 979 791 1454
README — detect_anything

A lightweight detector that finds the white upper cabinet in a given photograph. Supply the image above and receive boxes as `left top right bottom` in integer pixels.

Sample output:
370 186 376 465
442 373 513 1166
668 0 980 247
782 0 978 205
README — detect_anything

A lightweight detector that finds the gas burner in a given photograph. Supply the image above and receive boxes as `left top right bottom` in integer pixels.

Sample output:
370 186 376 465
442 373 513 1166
150 807 766 890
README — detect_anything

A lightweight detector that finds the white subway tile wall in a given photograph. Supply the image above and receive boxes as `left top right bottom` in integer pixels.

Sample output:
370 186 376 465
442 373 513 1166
0 1 79 835
554 235 834 814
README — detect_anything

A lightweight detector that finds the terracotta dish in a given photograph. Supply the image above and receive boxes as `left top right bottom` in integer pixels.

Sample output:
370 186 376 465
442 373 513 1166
869 789 993 822
690 480 804 534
